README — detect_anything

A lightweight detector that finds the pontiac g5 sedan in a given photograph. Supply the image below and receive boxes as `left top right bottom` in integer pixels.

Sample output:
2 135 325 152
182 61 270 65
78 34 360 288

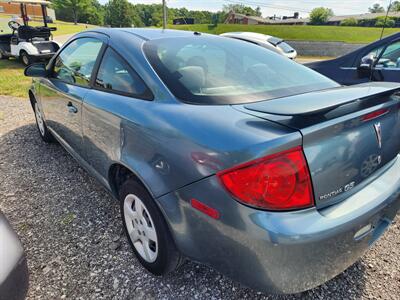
25 28 400 294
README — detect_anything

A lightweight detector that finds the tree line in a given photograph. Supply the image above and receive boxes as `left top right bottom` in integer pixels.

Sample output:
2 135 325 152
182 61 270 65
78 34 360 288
50 0 261 26
51 1 400 28
309 3 400 27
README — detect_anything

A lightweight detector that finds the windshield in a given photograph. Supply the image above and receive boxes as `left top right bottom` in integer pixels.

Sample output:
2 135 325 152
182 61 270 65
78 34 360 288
144 36 339 105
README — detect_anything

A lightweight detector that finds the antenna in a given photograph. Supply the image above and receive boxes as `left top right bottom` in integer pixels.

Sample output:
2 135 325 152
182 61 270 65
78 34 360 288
380 0 393 40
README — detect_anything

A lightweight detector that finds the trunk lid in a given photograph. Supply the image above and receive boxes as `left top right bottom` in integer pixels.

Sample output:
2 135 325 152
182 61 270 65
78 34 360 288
240 82 400 208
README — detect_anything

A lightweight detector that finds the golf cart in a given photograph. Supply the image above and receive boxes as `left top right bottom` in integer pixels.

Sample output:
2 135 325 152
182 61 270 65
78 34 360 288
0 0 60 65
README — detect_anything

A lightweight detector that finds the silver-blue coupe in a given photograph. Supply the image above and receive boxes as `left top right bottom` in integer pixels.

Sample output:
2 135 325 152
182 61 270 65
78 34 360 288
25 28 400 294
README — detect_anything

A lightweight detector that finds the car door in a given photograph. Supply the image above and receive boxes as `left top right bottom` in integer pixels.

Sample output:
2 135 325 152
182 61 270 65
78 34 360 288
341 43 385 85
349 39 400 85
40 37 104 157
82 47 153 182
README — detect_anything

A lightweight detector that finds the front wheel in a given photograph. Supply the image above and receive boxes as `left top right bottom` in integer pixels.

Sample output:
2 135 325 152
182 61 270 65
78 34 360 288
120 178 182 275
33 101 54 143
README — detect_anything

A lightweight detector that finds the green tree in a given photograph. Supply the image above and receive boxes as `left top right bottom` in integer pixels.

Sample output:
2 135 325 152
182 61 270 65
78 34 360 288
369 3 385 13
309 7 334 25
78 0 105 25
390 1 400 11
222 4 262 17
134 4 163 27
105 0 134 27
53 0 91 25
169 8 213 24
340 18 358 26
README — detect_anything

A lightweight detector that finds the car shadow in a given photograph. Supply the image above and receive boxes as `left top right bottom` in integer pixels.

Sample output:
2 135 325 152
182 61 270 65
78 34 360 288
0 123 367 300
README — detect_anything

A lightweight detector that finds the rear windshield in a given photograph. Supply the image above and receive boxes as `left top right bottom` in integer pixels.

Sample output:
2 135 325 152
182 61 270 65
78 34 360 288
144 36 339 105
277 42 295 53
267 36 282 46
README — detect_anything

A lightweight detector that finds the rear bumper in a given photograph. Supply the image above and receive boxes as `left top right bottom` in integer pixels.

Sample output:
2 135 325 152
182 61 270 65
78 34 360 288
157 155 400 294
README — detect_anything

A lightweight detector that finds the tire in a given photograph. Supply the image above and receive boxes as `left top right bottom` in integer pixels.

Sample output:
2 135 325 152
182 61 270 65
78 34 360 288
119 178 182 275
0 50 6 60
33 101 54 143
20 51 33 66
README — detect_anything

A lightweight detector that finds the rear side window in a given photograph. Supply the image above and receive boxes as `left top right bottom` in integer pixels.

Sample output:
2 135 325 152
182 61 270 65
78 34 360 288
53 38 103 87
95 48 152 99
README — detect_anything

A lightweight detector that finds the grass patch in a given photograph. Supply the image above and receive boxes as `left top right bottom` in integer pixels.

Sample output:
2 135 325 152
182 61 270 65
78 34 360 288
0 59 31 98
168 24 400 44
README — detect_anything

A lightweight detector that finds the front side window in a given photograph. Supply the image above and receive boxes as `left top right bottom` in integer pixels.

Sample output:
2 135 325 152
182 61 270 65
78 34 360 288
144 37 338 105
376 40 400 69
53 38 103 87
95 48 152 99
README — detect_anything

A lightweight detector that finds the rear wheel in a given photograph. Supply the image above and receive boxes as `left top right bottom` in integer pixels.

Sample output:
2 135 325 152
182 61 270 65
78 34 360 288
33 101 54 143
20 51 33 66
119 178 182 275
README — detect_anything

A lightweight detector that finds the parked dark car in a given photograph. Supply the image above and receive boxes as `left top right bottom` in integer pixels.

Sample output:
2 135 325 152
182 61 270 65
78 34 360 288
306 32 400 85
25 28 400 294
0 211 29 300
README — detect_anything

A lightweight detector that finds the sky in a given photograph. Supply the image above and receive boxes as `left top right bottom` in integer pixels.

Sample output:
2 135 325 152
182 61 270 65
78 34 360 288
98 0 393 18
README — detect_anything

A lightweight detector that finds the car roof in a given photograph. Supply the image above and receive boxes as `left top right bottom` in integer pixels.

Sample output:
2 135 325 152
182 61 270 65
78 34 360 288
85 28 207 41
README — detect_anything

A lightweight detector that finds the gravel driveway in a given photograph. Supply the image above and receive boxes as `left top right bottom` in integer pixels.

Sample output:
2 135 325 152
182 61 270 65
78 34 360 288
0 95 399 300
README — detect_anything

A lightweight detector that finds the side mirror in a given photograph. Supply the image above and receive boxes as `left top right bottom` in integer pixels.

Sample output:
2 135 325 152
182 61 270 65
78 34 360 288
357 56 376 77
24 63 48 77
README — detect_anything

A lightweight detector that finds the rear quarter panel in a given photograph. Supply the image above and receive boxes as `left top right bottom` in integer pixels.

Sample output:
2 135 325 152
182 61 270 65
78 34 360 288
82 90 302 198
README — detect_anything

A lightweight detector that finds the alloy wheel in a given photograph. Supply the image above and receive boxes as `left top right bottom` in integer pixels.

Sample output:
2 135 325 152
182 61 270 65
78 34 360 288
35 102 45 136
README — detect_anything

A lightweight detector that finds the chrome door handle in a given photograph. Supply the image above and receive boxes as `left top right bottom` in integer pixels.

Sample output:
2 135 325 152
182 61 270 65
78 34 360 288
67 102 78 114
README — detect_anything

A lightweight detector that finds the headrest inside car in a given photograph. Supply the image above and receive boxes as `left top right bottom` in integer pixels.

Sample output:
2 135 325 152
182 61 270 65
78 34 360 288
246 63 273 86
177 66 205 93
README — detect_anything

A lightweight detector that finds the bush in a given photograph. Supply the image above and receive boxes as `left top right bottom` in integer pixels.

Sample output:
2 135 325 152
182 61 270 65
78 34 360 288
309 7 334 25
340 18 358 26
375 16 396 27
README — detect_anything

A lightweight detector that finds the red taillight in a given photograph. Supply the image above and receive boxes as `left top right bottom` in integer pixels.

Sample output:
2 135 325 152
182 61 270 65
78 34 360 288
217 146 314 211
362 108 389 122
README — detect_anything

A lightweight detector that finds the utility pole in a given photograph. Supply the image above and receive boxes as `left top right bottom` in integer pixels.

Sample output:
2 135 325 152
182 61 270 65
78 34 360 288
162 0 167 29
